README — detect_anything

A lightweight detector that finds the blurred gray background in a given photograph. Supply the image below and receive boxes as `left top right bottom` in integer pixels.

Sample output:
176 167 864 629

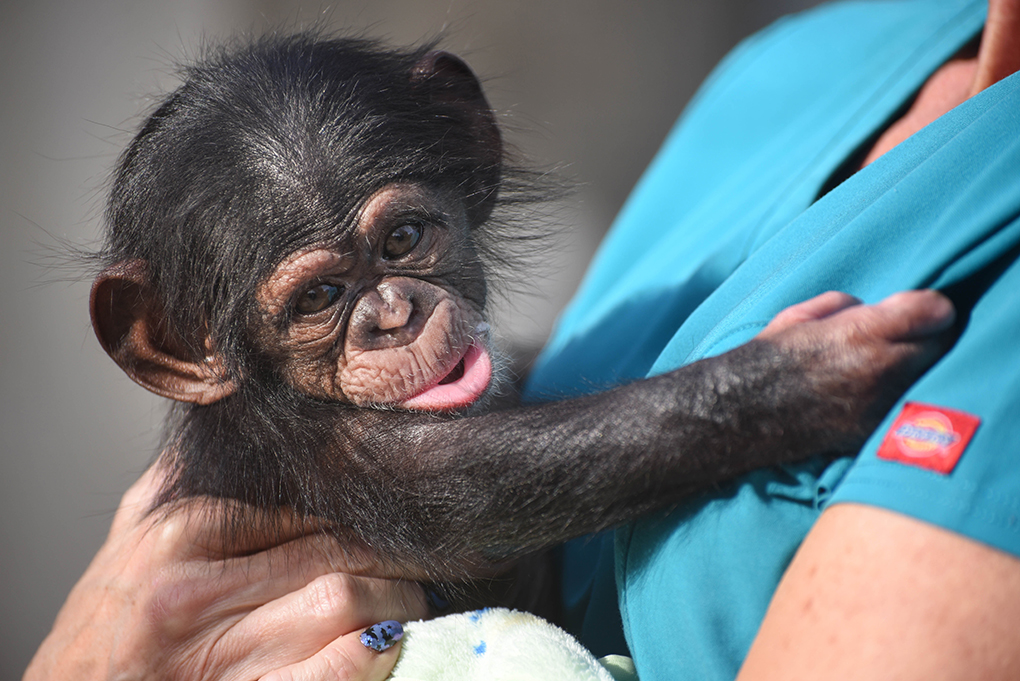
2 0 820 674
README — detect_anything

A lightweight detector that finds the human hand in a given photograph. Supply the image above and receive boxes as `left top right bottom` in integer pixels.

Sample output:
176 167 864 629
23 465 428 681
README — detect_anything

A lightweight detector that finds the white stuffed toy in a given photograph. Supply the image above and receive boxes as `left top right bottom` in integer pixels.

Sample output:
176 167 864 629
387 608 638 681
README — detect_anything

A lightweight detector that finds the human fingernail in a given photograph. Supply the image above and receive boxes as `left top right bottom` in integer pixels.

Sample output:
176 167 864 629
360 620 403 652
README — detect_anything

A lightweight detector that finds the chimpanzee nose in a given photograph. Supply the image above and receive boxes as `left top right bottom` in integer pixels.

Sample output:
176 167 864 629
348 280 426 350
374 283 414 330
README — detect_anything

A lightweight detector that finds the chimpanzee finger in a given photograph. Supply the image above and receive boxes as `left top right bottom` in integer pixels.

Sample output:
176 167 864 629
758 291 863 337
210 573 423 681
257 622 405 681
850 290 958 391
865 289 957 341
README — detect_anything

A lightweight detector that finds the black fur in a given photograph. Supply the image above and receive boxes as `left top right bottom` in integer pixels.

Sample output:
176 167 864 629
94 33 929 593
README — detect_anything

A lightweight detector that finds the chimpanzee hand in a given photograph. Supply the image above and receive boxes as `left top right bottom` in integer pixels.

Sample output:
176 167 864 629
22 466 428 681
751 289 956 454
758 289 954 358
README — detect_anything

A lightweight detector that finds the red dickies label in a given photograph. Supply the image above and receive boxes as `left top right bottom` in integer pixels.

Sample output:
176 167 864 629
876 402 981 474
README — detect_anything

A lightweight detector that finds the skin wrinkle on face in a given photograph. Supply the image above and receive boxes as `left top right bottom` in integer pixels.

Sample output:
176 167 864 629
259 248 358 318
256 181 487 407
345 295 482 405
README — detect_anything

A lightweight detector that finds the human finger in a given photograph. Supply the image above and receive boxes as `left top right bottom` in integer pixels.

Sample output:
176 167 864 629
212 573 425 680
258 621 405 681
106 463 170 535
167 497 396 579
177 529 408 615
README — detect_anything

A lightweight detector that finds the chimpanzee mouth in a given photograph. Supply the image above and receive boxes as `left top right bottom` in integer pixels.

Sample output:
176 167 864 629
438 358 466 385
398 337 492 412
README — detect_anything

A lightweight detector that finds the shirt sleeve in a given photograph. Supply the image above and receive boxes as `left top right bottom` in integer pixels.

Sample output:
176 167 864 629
829 247 1020 558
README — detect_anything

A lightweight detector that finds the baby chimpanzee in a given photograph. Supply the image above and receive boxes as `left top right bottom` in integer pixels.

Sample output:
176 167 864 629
90 34 946 588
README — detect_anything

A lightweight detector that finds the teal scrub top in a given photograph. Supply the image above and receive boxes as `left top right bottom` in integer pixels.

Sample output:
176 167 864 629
524 1 1020 679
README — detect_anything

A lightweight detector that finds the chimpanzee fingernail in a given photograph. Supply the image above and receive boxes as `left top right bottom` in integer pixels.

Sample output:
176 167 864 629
360 620 403 652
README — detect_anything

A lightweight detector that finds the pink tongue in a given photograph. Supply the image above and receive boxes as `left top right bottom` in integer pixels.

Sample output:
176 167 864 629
398 342 492 411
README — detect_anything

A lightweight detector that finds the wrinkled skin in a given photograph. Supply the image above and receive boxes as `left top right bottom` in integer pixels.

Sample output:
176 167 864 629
256 183 492 412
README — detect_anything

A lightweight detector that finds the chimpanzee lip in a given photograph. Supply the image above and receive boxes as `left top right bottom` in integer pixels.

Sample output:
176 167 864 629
438 357 466 385
397 338 492 412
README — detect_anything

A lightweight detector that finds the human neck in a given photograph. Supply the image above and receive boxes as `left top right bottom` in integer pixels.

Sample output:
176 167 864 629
971 0 1020 95
862 0 1020 167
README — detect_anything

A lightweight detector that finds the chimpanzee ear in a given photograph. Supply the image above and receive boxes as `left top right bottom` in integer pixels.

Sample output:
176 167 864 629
90 260 236 405
411 50 502 223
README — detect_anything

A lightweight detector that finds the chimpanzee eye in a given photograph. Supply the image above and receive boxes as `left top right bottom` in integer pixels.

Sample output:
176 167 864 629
295 283 342 315
383 223 423 259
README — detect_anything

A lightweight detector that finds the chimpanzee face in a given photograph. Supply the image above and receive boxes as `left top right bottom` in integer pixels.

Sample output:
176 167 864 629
254 182 493 411
90 39 505 413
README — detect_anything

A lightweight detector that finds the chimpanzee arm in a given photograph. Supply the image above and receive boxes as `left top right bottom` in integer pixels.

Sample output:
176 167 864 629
157 291 951 581
348 291 954 578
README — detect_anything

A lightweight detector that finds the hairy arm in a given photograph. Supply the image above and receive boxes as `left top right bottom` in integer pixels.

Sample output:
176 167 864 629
358 291 955 577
